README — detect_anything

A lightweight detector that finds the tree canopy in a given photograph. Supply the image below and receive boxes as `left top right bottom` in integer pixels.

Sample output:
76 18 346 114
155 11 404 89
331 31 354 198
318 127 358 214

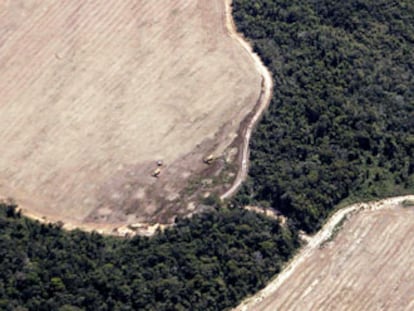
0 204 299 310
233 0 414 232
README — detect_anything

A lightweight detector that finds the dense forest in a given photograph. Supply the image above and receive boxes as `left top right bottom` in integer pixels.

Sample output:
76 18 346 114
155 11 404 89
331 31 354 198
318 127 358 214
1 0 414 309
233 0 414 232
0 203 299 310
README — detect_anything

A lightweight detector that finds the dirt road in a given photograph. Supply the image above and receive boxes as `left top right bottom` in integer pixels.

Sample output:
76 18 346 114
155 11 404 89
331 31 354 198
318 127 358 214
234 195 414 311
220 0 274 200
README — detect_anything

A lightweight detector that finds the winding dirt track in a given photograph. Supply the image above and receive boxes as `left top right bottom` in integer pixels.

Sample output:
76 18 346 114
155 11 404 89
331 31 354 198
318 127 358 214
220 0 274 200
234 195 414 311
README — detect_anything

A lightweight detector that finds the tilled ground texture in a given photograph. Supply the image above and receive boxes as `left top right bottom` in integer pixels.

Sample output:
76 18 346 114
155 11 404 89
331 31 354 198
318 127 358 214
242 200 414 311
0 0 261 227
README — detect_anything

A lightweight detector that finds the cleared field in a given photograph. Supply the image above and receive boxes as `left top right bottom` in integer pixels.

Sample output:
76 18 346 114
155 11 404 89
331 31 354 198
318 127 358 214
236 196 414 311
0 0 261 226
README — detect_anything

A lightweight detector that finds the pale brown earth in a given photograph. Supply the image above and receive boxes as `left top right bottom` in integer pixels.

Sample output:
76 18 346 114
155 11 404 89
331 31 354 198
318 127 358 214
0 0 262 229
235 195 414 311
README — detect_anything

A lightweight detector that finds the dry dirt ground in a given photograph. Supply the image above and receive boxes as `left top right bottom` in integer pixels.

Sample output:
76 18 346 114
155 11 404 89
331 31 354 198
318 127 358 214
235 195 414 311
0 0 261 231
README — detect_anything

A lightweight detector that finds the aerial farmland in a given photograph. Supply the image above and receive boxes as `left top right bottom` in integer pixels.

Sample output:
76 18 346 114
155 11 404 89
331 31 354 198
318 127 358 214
0 0 262 229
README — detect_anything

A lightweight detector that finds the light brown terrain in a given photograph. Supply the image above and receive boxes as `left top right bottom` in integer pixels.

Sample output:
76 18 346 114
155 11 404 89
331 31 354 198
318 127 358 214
0 0 262 230
235 195 414 311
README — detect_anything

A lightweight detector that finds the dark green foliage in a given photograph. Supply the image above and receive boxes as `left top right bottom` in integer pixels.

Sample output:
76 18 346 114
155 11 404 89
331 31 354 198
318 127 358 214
233 0 414 232
0 203 299 310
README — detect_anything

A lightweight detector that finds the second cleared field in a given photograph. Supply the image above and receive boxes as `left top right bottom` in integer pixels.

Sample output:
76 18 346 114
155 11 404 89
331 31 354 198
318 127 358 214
246 199 414 311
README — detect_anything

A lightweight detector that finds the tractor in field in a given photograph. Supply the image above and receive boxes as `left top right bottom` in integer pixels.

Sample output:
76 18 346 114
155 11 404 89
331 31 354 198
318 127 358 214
152 168 161 177
203 154 214 164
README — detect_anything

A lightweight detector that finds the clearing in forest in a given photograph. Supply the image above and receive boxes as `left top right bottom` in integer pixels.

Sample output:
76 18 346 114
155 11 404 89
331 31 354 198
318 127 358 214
0 0 261 229
236 196 414 311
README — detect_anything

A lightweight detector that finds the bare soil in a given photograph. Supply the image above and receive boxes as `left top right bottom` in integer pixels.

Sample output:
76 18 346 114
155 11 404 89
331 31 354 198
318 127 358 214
0 0 261 230
235 195 414 311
